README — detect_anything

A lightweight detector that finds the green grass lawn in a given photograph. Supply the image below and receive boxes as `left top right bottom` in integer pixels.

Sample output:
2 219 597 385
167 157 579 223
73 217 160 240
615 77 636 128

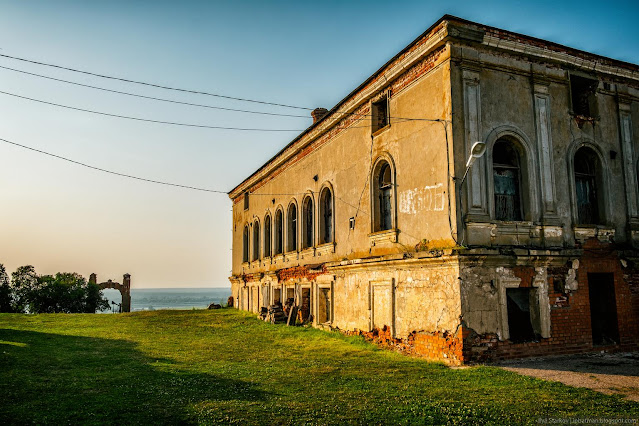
1 309 637 425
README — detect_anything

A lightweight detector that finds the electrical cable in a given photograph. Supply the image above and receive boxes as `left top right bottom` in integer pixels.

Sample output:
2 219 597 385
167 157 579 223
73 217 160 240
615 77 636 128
0 64 310 119
0 89 304 132
0 53 313 111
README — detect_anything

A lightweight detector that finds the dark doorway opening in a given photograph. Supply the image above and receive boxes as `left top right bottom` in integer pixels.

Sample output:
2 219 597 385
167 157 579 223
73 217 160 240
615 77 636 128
273 288 281 305
300 288 311 322
317 287 331 324
507 288 537 343
588 273 619 346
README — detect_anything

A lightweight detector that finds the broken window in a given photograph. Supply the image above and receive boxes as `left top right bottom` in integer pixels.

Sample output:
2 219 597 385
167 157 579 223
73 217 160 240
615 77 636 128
264 215 272 257
373 160 393 232
287 203 297 252
493 140 523 221
570 74 598 118
243 191 250 210
252 221 260 261
242 225 249 263
302 196 314 249
506 288 539 343
574 147 602 225
371 97 389 133
317 287 332 324
319 187 333 244
588 273 619 346
275 210 283 255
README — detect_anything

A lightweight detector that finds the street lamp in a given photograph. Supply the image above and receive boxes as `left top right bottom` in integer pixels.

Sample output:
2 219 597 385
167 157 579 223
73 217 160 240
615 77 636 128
459 141 487 245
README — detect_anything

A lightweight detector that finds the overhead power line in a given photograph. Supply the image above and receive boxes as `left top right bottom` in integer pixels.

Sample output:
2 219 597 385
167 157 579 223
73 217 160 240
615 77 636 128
0 64 310 119
0 54 447 124
0 136 227 193
0 53 313 111
0 89 304 132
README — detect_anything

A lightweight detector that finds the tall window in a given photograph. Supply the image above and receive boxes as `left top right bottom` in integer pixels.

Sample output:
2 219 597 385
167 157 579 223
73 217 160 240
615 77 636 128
319 187 333 244
275 210 283 255
287 203 297 252
372 97 389 133
493 140 523 221
302 197 314 249
264 215 272 257
372 160 393 232
242 225 249 262
252 221 260 261
574 147 602 225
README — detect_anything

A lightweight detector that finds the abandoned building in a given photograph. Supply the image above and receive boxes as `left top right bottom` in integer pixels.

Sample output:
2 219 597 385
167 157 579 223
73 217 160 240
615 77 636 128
228 15 639 363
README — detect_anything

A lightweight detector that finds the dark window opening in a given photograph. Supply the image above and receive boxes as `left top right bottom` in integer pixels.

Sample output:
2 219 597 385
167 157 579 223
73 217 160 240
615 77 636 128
252 222 260 261
377 163 393 231
242 225 249 263
588 273 619 346
506 288 538 343
243 192 250 210
264 215 272 257
275 210 283 255
493 140 523 221
319 188 333 244
302 197 314 249
287 204 297 252
317 287 331 323
372 97 389 133
570 74 598 118
286 287 295 302
300 288 311 322
574 147 602 225
273 288 281 305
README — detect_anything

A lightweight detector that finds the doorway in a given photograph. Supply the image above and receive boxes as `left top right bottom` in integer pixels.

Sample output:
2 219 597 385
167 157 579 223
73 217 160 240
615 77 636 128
588 273 619 346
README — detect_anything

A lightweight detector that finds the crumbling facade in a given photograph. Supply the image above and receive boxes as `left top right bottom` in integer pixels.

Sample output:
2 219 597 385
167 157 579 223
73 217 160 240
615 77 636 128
228 15 639 363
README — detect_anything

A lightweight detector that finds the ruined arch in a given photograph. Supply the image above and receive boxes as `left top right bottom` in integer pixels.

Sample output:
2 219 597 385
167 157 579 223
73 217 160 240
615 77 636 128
90 273 131 313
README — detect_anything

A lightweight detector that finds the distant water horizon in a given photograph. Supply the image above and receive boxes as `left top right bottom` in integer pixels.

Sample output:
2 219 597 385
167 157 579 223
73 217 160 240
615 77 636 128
101 287 231 313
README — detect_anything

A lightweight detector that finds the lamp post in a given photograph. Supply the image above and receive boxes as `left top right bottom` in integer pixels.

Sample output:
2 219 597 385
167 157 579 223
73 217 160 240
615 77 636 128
459 141 487 246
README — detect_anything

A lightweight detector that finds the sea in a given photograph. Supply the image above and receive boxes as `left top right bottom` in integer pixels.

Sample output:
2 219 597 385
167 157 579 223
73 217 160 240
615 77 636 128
101 287 231 313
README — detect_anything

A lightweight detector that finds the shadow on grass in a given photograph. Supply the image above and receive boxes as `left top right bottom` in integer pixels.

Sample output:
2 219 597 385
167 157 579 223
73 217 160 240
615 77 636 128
0 328 265 424
495 352 639 377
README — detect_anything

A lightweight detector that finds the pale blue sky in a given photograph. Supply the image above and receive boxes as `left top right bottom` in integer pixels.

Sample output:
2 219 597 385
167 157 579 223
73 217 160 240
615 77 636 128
0 0 637 287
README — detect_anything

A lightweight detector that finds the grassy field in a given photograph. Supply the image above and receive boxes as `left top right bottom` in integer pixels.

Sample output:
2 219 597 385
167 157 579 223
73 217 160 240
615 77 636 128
1 309 637 425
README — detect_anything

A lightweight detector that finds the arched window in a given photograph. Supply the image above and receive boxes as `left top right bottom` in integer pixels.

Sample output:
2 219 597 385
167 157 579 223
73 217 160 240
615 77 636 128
275 209 283 255
372 159 394 232
574 147 602 225
302 196 314 249
252 221 260 261
493 139 523 221
319 187 333 244
242 225 249 263
287 203 298 252
264 214 272 257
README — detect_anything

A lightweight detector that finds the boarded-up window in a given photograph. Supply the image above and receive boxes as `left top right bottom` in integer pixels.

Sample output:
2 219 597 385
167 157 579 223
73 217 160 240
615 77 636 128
319 187 333 244
574 147 601 225
493 140 522 221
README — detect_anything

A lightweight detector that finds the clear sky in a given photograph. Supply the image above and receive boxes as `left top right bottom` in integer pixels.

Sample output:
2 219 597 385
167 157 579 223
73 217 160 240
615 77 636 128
0 0 637 288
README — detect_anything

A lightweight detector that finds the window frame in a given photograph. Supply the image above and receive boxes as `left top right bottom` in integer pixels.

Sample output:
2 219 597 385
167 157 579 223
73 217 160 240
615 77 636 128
370 155 397 233
302 194 315 249
319 184 335 245
286 200 299 253
264 213 272 258
252 219 260 261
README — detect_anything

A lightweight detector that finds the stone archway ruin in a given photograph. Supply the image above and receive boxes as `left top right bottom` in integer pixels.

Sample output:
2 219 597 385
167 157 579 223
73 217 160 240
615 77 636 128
89 273 131 313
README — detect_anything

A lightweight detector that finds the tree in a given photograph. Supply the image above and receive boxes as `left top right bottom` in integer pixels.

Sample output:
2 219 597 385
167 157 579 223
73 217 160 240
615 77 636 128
0 263 14 313
11 265 39 313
